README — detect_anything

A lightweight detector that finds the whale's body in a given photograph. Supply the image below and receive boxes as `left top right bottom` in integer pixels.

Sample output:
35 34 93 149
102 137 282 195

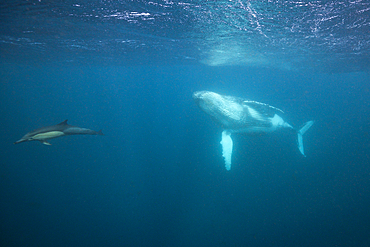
14 120 103 145
193 91 314 170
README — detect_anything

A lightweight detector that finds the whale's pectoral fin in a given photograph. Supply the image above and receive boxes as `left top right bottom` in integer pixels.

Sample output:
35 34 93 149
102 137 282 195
297 121 314 156
220 130 233 171
41 141 52 145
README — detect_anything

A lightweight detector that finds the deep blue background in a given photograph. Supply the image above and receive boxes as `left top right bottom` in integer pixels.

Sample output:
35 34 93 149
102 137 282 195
1 0 370 246
1 65 370 246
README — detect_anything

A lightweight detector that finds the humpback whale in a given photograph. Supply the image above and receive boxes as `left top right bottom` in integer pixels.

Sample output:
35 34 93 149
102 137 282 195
193 91 314 170
14 120 103 145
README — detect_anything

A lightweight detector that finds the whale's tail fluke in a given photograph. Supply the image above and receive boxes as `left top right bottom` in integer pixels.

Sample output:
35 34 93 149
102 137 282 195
297 121 314 156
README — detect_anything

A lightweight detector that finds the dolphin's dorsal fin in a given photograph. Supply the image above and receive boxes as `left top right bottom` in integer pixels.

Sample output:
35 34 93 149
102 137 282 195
58 120 68 125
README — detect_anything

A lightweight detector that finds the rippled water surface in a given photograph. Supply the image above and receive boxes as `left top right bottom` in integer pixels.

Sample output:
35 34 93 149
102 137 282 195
1 0 370 71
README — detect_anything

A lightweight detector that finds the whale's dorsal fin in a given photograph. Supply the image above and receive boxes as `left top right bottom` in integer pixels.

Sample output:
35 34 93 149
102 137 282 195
243 101 285 115
58 120 68 125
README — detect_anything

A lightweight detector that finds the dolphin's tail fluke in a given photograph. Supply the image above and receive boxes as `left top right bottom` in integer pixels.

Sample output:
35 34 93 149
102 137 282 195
97 130 104 135
297 121 314 156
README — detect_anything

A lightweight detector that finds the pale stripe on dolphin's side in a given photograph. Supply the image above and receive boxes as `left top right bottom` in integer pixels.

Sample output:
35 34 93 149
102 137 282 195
31 131 64 140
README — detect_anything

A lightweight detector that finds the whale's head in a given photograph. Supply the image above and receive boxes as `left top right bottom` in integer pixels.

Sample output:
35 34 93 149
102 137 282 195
193 91 244 128
193 91 223 113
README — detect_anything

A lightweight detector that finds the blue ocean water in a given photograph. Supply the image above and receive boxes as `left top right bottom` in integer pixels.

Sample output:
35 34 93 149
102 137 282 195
1 1 370 246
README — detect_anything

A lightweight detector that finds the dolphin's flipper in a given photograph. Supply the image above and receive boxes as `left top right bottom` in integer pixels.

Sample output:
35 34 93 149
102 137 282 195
41 141 52 145
220 130 233 171
297 121 314 156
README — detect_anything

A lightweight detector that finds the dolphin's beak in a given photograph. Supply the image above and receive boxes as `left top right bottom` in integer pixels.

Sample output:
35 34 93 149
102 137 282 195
14 139 26 144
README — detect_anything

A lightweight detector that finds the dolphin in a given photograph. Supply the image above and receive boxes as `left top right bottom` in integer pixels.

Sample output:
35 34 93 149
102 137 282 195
193 91 314 170
14 120 103 145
